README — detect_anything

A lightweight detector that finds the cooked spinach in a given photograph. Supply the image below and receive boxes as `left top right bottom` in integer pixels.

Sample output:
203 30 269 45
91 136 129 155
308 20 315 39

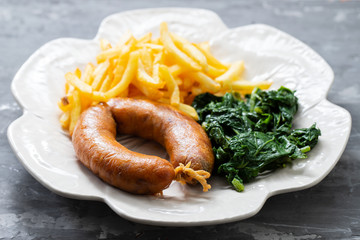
192 87 321 192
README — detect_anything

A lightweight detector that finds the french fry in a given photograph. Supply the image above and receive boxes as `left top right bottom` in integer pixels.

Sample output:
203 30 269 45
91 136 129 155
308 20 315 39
190 86 204 96
152 63 161 87
74 68 82 78
195 42 228 70
98 36 135 66
82 63 95 85
174 77 183 87
171 87 181 106
96 48 123 63
230 79 272 91
170 33 208 71
58 96 71 112
99 59 115 92
91 60 110 91
159 64 180 106
182 77 195 91
96 34 135 64
118 86 129 98
153 51 164 65
216 61 245 87
168 64 183 77
64 81 70 94
99 75 113 92
59 111 70 129
69 90 81 135
137 59 165 89
160 22 201 72
158 98 199 120
177 103 199 121
184 71 221 93
197 41 210 52
110 43 133 88
79 91 93 111
65 72 92 94
137 43 164 51
207 65 226 78
132 79 164 100
139 47 153 75
93 50 139 101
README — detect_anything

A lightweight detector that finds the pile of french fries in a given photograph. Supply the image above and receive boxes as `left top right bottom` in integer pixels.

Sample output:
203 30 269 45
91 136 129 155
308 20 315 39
58 22 272 134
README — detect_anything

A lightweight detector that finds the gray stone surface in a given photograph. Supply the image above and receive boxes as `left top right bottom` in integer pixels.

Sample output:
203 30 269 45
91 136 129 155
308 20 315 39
0 0 359 239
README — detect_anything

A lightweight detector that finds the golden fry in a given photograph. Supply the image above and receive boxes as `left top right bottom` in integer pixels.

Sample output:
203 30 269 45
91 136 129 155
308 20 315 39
159 65 180 106
207 65 226 78
59 111 70 129
82 63 95 85
230 79 272 91
168 64 183 77
58 96 71 112
69 90 81 135
195 42 228 70
110 43 133 88
96 48 122 63
153 51 164 65
182 77 195 91
93 50 139 101
132 79 164 100
158 98 199 120
170 33 208 71
160 22 201 71
184 71 221 93
139 47 153 75
216 61 245 87
65 72 92 94
137 43 164 51
177 103 199 121
99 75 112 92
91 61 110 91
74 68 81 78
137 60 165 89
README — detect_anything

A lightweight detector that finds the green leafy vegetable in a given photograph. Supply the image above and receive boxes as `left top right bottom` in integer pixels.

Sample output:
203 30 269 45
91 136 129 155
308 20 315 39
192 87 321 192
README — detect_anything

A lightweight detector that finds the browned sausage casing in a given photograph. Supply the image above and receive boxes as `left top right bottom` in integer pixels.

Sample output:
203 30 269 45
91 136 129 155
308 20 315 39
72 98 214 195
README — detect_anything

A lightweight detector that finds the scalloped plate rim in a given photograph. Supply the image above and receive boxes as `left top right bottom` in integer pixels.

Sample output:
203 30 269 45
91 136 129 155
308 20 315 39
7 8 352 226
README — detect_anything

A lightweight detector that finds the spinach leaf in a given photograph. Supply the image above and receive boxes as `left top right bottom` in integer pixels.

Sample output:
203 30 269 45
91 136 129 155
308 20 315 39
192 87 321 192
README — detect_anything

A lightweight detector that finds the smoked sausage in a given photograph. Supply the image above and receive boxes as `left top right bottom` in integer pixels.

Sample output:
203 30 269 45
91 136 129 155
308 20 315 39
72 98 214 194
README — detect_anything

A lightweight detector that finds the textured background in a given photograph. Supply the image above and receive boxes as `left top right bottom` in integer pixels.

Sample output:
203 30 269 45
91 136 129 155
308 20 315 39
1 0 359 239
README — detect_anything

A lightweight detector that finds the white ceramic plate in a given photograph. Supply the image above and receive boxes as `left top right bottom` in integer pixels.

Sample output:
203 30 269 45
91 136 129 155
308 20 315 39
7 8 351 226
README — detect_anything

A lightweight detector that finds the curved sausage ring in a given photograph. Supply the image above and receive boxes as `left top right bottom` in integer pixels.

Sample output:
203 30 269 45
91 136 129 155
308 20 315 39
72 98 214 195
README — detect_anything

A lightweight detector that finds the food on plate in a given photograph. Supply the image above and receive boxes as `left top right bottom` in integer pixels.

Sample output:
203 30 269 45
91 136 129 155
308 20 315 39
58 22 272 135
192 87 321 192
59 21 276 194
72 98 214 195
